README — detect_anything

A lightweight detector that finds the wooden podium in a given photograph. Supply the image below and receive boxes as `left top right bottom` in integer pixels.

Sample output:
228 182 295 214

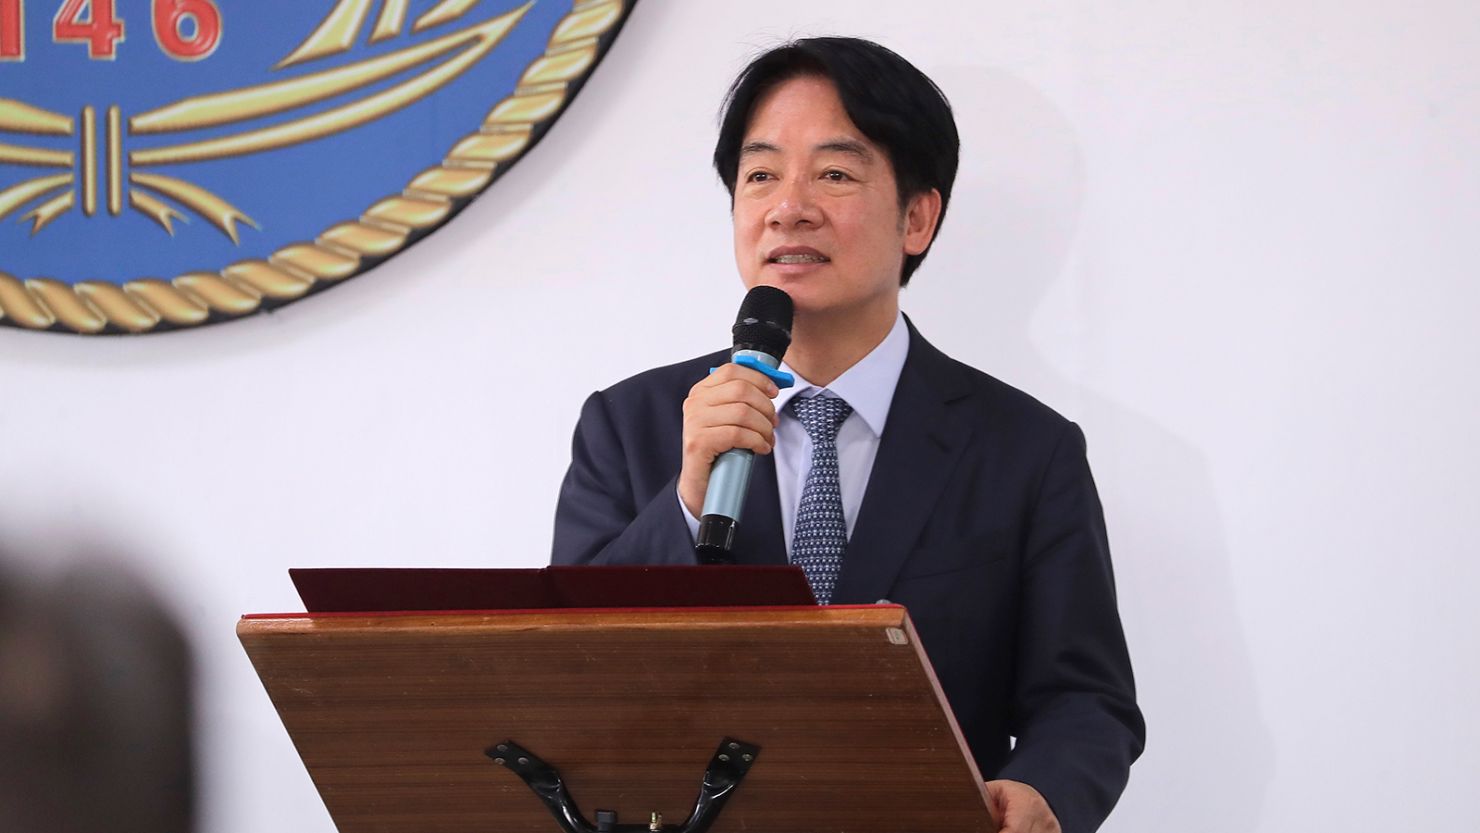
239 570 997 832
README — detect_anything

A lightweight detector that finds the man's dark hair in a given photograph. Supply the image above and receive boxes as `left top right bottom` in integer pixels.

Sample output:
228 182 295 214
713 37 960 286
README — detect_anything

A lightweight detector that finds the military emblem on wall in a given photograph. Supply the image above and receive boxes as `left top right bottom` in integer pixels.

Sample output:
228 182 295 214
0 0 636 334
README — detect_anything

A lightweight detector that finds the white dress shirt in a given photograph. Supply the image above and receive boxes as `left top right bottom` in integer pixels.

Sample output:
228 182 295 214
682 312 910 553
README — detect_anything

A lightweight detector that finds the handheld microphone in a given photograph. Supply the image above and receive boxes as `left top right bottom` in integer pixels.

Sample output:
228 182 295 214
695 286 794 564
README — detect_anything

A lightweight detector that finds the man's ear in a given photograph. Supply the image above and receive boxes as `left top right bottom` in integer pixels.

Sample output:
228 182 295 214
903 188 943 256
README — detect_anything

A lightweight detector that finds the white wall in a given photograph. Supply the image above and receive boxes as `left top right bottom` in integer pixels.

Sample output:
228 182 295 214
2 1 1476 830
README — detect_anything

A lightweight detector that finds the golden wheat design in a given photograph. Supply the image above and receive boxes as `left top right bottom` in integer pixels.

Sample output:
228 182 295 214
0 0 631 334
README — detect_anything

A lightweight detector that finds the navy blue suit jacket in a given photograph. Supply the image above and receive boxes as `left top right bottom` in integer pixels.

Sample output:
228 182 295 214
552 321 1144 833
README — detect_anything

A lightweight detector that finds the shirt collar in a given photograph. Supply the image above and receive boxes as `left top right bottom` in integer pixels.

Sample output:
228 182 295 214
774 311 909 438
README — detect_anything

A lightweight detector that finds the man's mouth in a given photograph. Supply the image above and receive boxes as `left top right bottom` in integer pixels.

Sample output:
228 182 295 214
768 250 830 264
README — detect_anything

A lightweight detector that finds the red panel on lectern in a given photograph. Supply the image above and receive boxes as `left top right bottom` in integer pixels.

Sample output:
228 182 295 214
289 566 816 613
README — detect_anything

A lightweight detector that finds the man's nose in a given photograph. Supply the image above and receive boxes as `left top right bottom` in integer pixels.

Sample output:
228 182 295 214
766 179 821 228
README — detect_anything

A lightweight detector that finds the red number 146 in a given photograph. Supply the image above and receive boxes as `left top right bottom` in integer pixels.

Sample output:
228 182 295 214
0 0 221 61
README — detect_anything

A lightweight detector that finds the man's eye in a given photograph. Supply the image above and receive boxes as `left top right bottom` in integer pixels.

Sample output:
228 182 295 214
822 170 850 182
746 171 773 183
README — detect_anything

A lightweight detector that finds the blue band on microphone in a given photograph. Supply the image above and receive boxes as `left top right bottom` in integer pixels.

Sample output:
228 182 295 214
710 355 795 389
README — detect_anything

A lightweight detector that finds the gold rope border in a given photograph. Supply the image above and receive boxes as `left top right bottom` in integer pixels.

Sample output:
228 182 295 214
0 0 630 335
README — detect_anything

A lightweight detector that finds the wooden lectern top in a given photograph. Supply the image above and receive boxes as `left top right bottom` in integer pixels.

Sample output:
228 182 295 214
239 605 995 833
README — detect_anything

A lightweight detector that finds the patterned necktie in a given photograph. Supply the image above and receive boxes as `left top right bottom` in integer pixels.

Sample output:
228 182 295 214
788 394 854 605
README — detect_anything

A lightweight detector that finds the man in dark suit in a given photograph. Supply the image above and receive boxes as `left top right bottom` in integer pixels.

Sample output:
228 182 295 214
553 37 1143 833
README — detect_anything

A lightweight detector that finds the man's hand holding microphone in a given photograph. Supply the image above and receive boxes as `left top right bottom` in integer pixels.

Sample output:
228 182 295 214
682 286 794 562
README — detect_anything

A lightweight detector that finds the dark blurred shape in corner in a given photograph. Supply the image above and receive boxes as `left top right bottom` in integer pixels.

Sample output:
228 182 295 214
0 558 194 833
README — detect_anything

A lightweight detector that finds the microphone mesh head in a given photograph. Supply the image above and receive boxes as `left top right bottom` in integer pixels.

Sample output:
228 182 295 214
731 286 794 358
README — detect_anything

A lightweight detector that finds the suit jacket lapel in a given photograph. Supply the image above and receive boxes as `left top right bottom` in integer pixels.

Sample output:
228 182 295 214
833 323 974 603
733 449 788 565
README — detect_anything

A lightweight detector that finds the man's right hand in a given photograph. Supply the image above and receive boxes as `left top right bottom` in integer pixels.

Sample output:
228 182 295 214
678 363 780 519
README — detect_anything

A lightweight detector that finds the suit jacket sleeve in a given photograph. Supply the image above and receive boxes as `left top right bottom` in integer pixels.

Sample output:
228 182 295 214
551 390 698 567
997 422 1145 833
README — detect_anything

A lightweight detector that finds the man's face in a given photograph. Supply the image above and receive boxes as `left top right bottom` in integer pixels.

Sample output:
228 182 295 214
731 75 939 321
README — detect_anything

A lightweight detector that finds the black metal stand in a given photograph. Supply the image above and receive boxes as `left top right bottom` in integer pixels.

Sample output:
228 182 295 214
487 737 759 833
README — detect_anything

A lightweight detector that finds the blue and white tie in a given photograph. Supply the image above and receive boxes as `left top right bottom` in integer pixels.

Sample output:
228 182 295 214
789 394 854 605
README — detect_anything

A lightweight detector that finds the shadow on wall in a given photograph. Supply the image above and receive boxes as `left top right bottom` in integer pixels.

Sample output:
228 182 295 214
0 558 195 833
918 65 1274 831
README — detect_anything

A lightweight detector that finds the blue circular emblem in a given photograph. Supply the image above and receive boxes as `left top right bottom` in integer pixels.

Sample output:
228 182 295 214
0 0 637 333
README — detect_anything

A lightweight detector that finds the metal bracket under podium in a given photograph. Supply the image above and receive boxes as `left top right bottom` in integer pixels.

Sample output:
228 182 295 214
487 737 760 833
